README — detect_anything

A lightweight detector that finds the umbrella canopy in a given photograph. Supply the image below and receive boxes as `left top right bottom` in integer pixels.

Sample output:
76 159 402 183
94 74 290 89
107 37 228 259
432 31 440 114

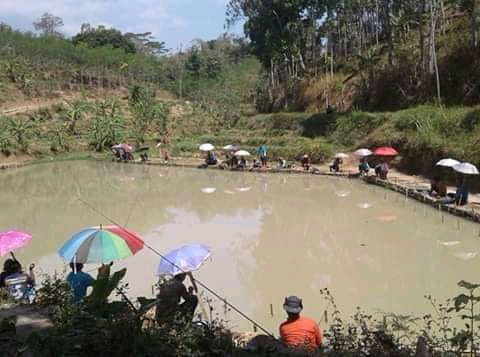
58 225 144 264
354 148 373 157
112 143 133 152
374 147 398 156
436 158 461 168
156 244 211 276
335 153 349 159
0 230 32 257
453 162 479 175
234 150 250 157
223 144 237 151
199 143 215 152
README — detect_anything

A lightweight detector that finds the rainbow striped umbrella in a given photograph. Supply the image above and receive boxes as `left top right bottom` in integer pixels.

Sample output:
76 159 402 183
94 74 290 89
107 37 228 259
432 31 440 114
58 225 144 264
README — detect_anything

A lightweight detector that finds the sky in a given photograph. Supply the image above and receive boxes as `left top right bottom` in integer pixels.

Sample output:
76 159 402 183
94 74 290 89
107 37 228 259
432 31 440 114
0 0 244 51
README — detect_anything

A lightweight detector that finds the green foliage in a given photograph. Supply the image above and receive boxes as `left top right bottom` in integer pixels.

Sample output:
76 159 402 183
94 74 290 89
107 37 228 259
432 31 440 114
72 25 136 54
128 86 169 144
47 123 70 153
4 116 38 152
63 100 89 135
333 111 388 146
87 266 127 306
88 98 125 151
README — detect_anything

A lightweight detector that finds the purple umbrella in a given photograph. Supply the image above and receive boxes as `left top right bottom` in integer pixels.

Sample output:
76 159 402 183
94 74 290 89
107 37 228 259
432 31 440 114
0 230 32 257
156 244 211 276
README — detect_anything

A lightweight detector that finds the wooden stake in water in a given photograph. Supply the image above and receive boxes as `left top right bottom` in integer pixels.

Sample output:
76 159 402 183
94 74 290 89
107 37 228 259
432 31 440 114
324 310 328 324
270 304 274 317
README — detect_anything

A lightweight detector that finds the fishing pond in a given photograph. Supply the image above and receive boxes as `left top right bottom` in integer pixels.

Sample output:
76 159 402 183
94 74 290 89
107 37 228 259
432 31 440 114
1 160 479 333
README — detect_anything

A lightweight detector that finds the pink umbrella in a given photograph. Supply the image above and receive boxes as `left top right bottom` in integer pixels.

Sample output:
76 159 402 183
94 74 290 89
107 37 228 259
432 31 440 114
374 146 398 156
0 230 32 257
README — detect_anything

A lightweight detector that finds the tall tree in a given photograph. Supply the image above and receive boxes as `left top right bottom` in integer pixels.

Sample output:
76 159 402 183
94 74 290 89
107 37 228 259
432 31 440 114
72 26 136 53
125 32 168 55
33 13 64 37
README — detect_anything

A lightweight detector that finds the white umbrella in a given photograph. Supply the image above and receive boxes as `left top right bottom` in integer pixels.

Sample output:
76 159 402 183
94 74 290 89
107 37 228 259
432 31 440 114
453 162 479 175
234 150 251 157
354 148 373 157
335 153 349 159
436 158 460 168
199 143 215 152
223 144 236 151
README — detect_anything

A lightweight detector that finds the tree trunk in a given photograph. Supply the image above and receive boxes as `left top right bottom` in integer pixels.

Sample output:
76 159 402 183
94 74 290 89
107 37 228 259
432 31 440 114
471 0 478 48
418 0 426 73
430 0 441 103
375 0 378 46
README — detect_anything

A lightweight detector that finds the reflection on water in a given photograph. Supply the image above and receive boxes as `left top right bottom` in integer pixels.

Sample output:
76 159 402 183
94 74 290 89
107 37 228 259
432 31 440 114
1 161 479 332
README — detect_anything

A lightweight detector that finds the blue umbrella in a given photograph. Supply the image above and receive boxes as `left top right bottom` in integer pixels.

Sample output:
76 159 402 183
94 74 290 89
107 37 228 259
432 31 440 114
156 244 211 276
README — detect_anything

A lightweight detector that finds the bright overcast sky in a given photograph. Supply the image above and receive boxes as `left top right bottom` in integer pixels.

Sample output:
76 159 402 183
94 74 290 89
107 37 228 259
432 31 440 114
0 0 244 50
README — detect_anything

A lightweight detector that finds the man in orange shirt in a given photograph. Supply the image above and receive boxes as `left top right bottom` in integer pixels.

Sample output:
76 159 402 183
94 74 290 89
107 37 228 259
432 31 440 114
279 296 323 352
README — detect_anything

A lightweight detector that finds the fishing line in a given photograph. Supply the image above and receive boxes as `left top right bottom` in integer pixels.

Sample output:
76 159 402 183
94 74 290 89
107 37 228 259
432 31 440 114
77 196 274 337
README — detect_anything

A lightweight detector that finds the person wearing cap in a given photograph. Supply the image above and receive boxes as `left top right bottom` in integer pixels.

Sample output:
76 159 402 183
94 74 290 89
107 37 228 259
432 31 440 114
279 296 323 352
301 155 311 171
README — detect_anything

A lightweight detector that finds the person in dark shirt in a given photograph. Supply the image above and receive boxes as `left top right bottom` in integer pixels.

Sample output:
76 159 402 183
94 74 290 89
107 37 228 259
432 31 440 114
0 259 16 288
155 272 198 324
66 263 95 302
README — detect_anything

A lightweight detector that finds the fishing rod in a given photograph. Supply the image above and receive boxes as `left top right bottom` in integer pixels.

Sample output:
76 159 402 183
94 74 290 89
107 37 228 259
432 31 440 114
77 197 274 337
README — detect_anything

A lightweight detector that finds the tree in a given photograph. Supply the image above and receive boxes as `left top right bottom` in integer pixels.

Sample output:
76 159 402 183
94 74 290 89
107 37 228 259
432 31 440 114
128 86 168 145
89 98 125 151
63 100 89 135
125 32 168 55
72 26 136 53
33 13 64 37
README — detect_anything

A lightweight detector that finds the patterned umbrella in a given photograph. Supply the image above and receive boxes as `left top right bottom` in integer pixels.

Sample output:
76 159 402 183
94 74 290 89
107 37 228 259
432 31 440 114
156 244 211 276
58 225 144 264
0 230 32 257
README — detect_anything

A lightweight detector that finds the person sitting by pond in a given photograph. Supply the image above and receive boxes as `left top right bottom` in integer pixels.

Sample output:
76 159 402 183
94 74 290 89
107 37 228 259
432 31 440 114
0 258 17 289
205 151 218 165
358 158 370 176
253 159 262 168
140 150 149 162
429 176 447 197
238 157 247 169
375 162 389 180
3 260 36 303
155 272 199 325
329 157 342 172
230 155 238 168
301 155 311 171
279 295 322 352
66 262 95 302
443 176 469 206
278 158 288 169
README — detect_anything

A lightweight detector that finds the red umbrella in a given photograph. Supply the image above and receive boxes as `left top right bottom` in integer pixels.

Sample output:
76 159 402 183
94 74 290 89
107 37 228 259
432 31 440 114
374 147 398 156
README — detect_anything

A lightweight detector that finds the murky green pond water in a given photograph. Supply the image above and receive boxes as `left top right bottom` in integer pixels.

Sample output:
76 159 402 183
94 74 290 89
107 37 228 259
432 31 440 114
1 161 479 332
